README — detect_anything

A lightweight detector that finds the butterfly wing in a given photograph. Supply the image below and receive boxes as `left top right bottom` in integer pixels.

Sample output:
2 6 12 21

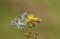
20 11 29 24
11 11 29 30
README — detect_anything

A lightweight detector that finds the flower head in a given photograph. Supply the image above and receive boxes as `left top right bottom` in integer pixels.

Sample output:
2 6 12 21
27 14 38 22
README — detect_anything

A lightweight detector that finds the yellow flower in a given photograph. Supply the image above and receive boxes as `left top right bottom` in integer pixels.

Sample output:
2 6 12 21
27 14 38 22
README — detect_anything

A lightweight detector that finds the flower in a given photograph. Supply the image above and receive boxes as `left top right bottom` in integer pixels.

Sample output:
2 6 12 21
25 32 31 38
27 14 38 22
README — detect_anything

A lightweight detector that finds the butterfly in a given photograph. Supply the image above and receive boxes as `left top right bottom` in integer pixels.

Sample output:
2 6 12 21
11 11 29 30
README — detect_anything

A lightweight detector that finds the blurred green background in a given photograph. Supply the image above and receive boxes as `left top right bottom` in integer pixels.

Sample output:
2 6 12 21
0 0 60 39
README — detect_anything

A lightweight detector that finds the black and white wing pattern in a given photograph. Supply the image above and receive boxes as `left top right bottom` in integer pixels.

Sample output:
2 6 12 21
11 11 29 30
